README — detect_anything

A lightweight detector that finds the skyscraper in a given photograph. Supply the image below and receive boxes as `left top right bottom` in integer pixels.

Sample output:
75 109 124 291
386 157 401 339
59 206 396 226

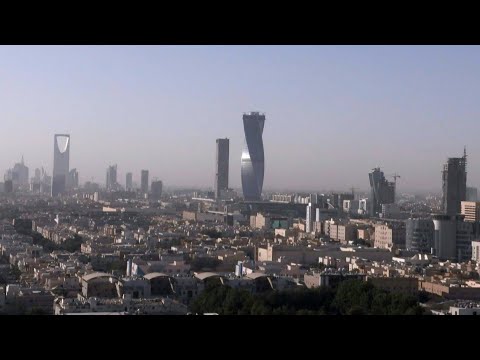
215 138 229 199
368 167 395 216
52 134 70 197
68 168 79 189
106 165 118 190
406 218 434 253
306 203 313 233
34 168 41 182
442 150 467 216
12 156 29 188
126 172 133 191
151 180 163 201
141 170 149 193
241 112 265 201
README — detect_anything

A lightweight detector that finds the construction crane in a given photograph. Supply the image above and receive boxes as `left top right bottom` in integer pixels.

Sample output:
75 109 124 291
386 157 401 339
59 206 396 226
386 173 401 202
387 173 401 185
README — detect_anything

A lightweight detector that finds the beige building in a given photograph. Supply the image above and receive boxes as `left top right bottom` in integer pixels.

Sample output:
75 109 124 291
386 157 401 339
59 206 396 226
357 227 375 243
257 244 319 264
461 201 480 222
337 224 357 244
304 272 366 288
324 220 356 243
419 281 480 300
472 241 480 262
250 213 271 230
275 228 293 238
374 222 405 250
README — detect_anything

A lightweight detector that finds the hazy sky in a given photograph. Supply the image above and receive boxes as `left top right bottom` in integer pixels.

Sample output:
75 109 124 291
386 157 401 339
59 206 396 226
1 45 479 193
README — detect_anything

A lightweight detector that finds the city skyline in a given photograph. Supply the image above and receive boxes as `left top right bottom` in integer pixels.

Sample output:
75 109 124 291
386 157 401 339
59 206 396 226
2 46 480 192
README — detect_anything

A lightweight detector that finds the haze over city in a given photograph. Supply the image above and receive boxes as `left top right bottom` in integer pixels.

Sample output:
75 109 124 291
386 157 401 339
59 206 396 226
2 45 480 192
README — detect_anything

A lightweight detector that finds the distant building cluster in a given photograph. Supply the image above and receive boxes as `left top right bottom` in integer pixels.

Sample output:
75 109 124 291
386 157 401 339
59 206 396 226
2 116 480 316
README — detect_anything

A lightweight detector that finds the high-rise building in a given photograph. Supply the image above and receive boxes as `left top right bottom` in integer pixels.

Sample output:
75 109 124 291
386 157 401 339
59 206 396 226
141 170 149 193
11 156 29 188
306 203 313 233
151 180 163 201
456 219 476 262
67 168 79 189
358 198 370 215
31 168 42 192
4 180 13 193
368 168 395 216
215 138 229 199
461 201 480 222
432 214 457 261
406 219 434 253
52 134 70 197
126 172 133 191
106 165 118 190
442 150 467 216
241 112 265 201
466 187 478 202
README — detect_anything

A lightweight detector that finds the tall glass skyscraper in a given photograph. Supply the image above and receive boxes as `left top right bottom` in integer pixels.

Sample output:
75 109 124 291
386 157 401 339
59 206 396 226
215 138 229 199
141 170 149 194
52 134 70 197
241 112 265 201
106 165 118 190
126 172 133 191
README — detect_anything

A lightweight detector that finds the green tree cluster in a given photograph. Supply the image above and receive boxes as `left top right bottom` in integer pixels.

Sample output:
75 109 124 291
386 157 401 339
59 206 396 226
190 279 424 315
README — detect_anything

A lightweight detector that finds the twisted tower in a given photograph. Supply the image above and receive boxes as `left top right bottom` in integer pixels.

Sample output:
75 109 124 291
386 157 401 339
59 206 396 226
241 112 265 201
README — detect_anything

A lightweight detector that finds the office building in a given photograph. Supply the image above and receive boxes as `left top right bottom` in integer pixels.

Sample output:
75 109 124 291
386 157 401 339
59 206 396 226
151 180 163 201
306 203 313 233
52 134 70 197
406 219 434 253
68 168 79 189
432 215 457 261
126 172 133 191
456 219 476 262
461 201 480 222
12 156 29 188
369 168 395 216
106 165 118 191
330 193 354 209
343 199 359 214
4 180 13 193
141 170 149 194
241 112 265 201
358 198 369 215
34 168 41 182
215 138 229 199
442 150 467 216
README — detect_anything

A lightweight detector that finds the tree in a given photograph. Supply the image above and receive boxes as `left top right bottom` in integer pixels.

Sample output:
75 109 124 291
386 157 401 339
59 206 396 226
333 280 373 315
